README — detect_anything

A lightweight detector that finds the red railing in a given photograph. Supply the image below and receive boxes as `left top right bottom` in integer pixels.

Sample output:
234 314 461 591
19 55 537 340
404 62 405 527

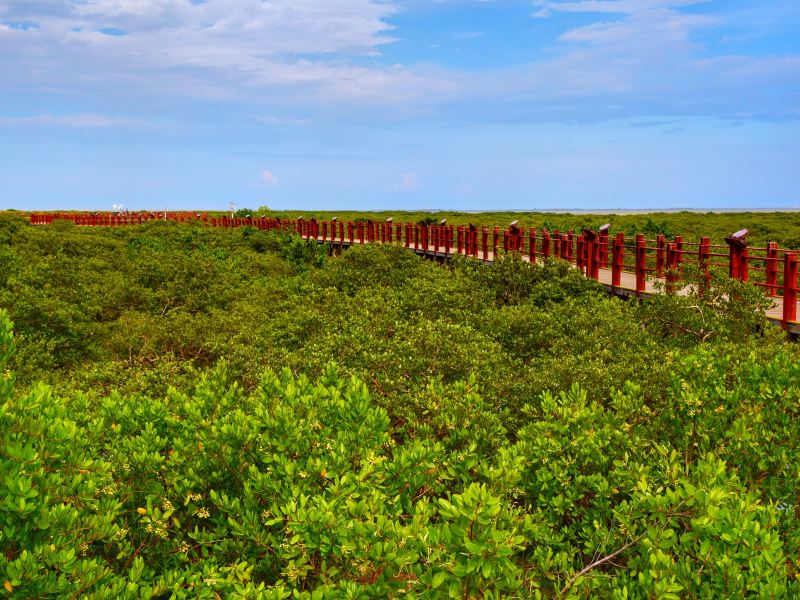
28 212 799 331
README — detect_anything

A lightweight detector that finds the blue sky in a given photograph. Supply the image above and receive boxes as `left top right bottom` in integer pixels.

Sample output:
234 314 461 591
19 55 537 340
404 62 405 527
1 0 798 212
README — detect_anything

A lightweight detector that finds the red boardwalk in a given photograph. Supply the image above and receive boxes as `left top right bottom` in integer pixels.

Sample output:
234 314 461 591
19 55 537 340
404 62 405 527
29 212 800 334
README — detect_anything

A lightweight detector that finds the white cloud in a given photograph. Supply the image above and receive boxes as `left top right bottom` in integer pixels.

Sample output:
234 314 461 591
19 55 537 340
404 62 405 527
534 0 711 15
0 0 454 107
401 172 420 191
261 169 278 185
558 8 720 47
258 114 314 127
0 113 139 128
1 0 796 126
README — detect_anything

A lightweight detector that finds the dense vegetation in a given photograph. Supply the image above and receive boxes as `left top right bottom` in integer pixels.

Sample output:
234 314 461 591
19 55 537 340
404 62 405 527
1 213 799 598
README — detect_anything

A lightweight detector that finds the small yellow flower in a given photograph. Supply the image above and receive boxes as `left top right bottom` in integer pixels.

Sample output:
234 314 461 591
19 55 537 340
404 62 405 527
137 507 147 515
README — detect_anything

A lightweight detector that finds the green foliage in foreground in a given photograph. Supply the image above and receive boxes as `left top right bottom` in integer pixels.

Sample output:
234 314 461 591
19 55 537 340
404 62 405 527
2 215 800 597
2 312 800 598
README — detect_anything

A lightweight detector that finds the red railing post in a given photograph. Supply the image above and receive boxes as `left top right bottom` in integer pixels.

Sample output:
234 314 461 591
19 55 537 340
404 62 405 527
740 244 749 283
529 228 537 263
567 231 575 263
656 234 666 277
444 226 452 256
764 242 778 296
635 234 647 296
782 252 797 330
598 227 610 268
457 226 464 255
725 230 748 282
612 234 624 288
576 235 585 272
492 226 500 258
357 222 365 244
675 235 684 266
481 226 489 261
542 228 551 258
583 229 599 280
698 236 711 286
552 230 561 258
321 222 327 242
783 253 798 329
665 242 678 294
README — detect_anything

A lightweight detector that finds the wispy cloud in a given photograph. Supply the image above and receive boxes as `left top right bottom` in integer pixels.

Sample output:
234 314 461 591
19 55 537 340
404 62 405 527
0 113 140 128
534 0 712 15
629 119 685 128
257 114 314 127
261 170 279 185
401 172 420 191
386 172 420 193
455 0 800 123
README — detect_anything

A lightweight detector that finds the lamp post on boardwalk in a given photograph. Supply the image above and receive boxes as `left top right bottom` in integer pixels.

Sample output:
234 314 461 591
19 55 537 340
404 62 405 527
509 220 520 252
725 229 749 282
598 224 610 269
